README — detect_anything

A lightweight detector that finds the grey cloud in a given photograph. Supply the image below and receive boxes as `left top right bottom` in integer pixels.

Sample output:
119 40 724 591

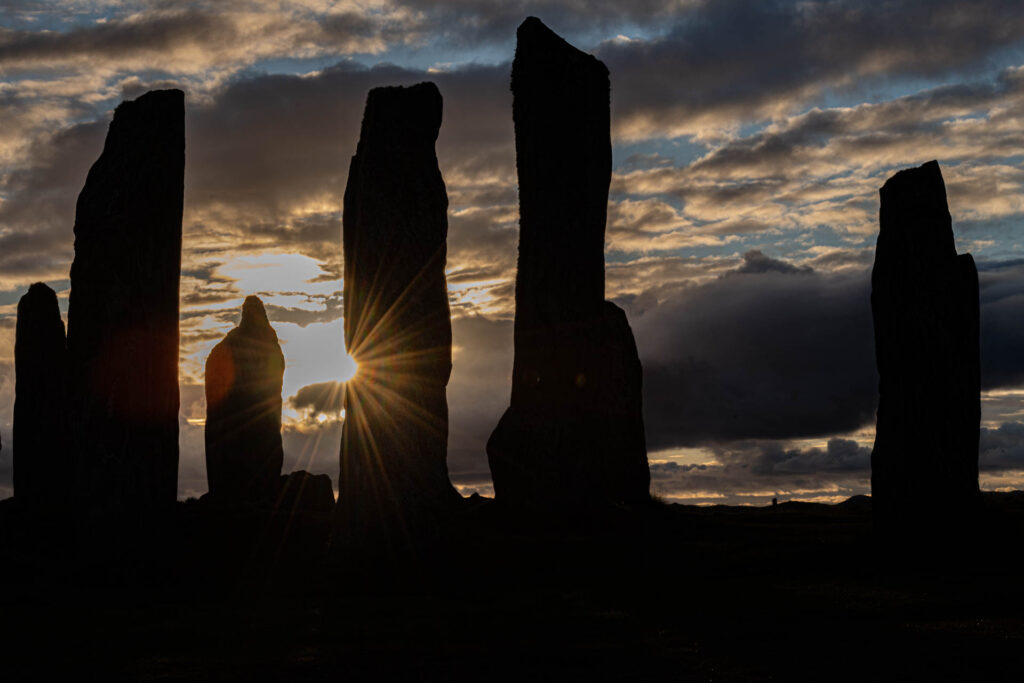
733 249 812 275
631 252 1024 451
0 6 402 74
185 60 510 224
978 260 1024 389
712 438 871 476
598 0 1024 137
394 0 693 47
0 119 105 282
0 9 235 67
649 438 873 504
289 381 344 416
632 256 878 448
979 421 1024 472
264 294 343 328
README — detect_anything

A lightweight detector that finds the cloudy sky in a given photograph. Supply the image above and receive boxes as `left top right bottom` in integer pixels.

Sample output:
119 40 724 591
1 0 1024 504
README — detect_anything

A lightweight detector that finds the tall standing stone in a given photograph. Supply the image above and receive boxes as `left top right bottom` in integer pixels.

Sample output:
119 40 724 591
67 89 184 515
335 82 458 547
14 283 68 511
487 17 649 509
870 160 981 532
205 296 285 504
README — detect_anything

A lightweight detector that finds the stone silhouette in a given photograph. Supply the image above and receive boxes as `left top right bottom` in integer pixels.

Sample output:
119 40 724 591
205 296 285 504
487 17 649 509
13 283 68 511
336 82 458 546
67 88 184 515
278 471 335 514
870 160 981 531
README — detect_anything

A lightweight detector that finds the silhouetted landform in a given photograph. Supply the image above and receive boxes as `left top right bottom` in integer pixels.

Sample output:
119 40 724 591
871 160 981 533
278 470 334 514
13 283 68 512
67 89 184 517
205 296 285 504
335 81 459 548
5 491 1024 679
487 17 649 509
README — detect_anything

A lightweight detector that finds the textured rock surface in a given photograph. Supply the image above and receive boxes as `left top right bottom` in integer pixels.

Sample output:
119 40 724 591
870 160 981 529
278 471 335 514
205 296 285 504
67 89 184 514
487 17 649 509
336 82 458 545
13 283 68 510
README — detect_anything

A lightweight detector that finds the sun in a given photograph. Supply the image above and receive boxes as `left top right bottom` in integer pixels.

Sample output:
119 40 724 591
339 351 358 382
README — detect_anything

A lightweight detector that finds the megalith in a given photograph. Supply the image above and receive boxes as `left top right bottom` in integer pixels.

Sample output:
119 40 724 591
486 17 650 509
335 82 458 546
13 283 68 511
67 89 184 514
870 160 981 531
205 296 286 504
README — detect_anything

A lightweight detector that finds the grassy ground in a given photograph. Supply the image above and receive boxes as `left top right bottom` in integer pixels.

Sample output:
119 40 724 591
2 493 1024 681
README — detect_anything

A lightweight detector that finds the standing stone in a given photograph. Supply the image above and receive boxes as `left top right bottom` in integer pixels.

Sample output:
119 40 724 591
67 89 184 515
14 283 68 511
205 296 285 504
870 160 981 532
486 17 649 509
336 82 458 547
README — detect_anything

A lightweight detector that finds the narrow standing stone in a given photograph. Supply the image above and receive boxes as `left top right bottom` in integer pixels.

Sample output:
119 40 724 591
335 82 458 546
487 17 649 509
205 296 285 504
870 160 981 533
67 89 184 515
14 283 68 512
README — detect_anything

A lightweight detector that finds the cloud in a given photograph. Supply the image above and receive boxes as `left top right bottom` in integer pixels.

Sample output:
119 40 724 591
0 6 399 75
979 421 1024 472
628 252 877 448
599 0 1024 140
626 252 1024 451
289 380 344 416
648 437 872 505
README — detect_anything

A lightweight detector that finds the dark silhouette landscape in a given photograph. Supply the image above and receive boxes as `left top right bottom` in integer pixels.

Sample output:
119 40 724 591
3 15 1024 682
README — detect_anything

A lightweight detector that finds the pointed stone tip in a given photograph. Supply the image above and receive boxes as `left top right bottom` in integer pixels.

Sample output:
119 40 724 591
513 15 606 78
241 295 269 327
517 16 573 52
518 16 550 37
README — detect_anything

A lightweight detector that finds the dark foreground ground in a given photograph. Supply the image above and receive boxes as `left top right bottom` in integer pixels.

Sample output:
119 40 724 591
2 492 1024 681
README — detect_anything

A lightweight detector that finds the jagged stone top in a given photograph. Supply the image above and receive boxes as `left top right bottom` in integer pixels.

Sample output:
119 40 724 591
357 82 443 153
876 160 958 269
513 16 609 89
237 295 278 342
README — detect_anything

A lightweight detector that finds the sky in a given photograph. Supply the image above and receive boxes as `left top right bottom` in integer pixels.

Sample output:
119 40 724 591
1 0 1024 505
